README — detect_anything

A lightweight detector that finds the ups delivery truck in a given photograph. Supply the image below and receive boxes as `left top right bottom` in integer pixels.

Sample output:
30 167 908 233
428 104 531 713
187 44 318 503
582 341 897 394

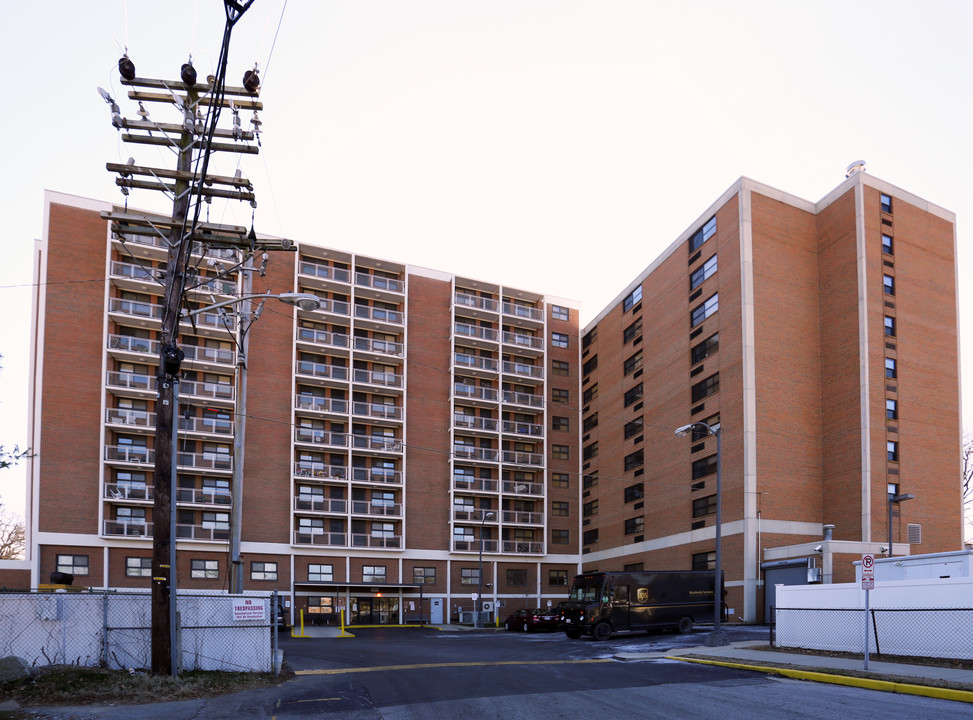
560 570 723 640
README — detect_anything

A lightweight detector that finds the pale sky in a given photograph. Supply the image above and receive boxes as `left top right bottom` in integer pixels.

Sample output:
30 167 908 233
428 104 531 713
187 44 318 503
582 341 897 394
2 1 973 522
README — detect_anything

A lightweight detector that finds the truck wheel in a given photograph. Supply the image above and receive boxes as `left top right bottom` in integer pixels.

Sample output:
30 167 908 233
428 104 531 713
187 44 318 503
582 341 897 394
593 622 612 641
504 621 510 631
677 617 693 634
523 622 530 632
564 627 582 639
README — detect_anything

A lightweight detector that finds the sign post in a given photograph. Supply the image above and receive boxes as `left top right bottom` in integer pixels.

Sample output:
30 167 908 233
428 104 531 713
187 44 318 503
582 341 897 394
861 553 875 669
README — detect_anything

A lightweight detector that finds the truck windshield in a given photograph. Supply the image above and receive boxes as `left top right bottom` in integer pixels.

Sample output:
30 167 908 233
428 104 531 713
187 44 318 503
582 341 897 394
568 577 603 602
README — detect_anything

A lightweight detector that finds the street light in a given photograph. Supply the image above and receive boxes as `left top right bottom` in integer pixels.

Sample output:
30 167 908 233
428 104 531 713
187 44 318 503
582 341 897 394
675 421 728 646
476 511 495 628
183 288 321 594
887 489 915 556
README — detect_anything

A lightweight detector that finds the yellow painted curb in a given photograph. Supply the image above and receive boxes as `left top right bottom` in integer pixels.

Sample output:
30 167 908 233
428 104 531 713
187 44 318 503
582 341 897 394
667 656 973 704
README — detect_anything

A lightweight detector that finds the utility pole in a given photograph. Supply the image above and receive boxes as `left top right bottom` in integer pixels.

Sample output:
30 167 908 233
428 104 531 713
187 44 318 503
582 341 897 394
99 0 269 675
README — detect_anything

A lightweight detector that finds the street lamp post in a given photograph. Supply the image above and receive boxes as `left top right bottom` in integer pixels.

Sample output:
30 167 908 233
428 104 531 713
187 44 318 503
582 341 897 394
675 421 728 646
476 511 495 628
887 490 915 556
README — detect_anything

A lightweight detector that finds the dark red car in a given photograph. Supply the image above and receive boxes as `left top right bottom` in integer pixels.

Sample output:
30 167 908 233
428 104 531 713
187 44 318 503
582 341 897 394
502 608 560 632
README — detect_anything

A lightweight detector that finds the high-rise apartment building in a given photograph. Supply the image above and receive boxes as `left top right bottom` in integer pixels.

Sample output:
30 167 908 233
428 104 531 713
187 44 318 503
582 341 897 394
579 171 961 622
23 169 962 625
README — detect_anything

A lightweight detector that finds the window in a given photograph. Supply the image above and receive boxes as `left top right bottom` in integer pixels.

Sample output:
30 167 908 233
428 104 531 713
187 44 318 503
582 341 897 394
506 569 527 586
884 316 895 337
623 318 642 344
552 416 570 432
623 285 642 312
552 360 570 376
886 399 898 420
552 388 569 405
582 328 596 349
882 234 894 255
691 373 720 402
582 474 598 489
125 557 151 578
690 254 718 290
191 559 219 579
623 351 643 376
552 332 569 348
552 445 569 460
885 357 897 379
691 293 719 327
692 454 718 479
880 193 892 213
582 356 598 376
624 562 644 572
583 413 599 433
582 529 599 545
692 551 715 570
692 415 720 441
251 561 278 581
623 383 643 407
624 517 644 535
887 441 899 462
624 449 644 471
551 305 569 321
362 565 386 583
551 472 569 488
414 567 436 584
552 529 570 545
883 274 895 296
308 564 333 582
307 596 335 615
117 506 147 525
693 495 717 517
583 500 598 517
549 569 568 586
689 216 717 252
552 501 569 517
582 385 598 404
623 417 643 439
461 568 480 585
691 333 719 365
582 442 598 461
624 482 644 503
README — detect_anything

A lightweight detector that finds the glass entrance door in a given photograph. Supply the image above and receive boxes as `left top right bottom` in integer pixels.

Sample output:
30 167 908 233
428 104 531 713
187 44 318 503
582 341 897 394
352 597 399 624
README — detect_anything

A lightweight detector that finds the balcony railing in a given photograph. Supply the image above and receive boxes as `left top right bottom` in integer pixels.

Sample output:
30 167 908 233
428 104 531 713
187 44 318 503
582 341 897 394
179 415 234 436
104 483 153 501
297 327 350 350
182 344 235 366
108 297 161 320
103 520 152 537
502 510 543 525
293 531 347 546
355 272 404 294
354 304 404 325
502 390 543 408
350 533 401 549
176 451 232 471
294 427 349 447
105 445 153 464
452 477 499 492
176 488 232 506
110 260 163 283
455 323 499 343
185 276 237 297
502 302 543 322
181 379 235 402
113 232 164 251
107 370 155 392
353 336 404 357
453 354 499 372
106 408 153 429
452 539 499 553
453 445 499 462
294 462 348 480
108 334 157 355
176 524 230 541
294 497 348 513
502 332 543 350
353 402 402 420
350 500 402 517
501 450 544 466
353 368 403 388
351 436 402 452
299 261 351 283
352 467 402 484
179 308 237 332
315 298 350 316
454 384 499 402
502 361 543 380
454 293 499 313
502 540 544 554
501 420 543 437
295 395 348 414
452 508 497 522
502 480 544 495
296 360 349 381
453 415 499 432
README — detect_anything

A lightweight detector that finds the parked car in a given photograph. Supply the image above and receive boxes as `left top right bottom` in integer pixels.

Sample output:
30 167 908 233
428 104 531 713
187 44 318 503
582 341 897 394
502 608 560 632
276 602 288 629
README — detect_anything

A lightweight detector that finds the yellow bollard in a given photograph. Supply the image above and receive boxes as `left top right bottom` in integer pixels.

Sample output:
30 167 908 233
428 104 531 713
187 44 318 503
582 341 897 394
338 608 354 637
291 608 310 638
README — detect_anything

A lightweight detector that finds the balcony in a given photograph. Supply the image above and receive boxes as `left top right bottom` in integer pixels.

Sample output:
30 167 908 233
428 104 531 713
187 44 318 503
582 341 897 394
350 500 402 517
176 488 232 506
293 531 347 547
108 334 158 357
502 480 544 496
502 301 543 323
104 483 153 501
453 383 499 404
179 415 234 437
351 436 402 453
501 450 544 467
185 276 237 298
181 378 235 403
452 476 499 493
298 260 351 284
502 510 543 525
296 360 349 382
452 538 499 553
108 296 162 321
455 323 499 345
105 445 153 464
502 361 543 381
501 420 543 437
453 414 498 433
176 524 230 541
502 390 543 408
179 308 237 334
312 298 351 317
182 344 235 367
294 427 349 447
453 445 499 462
353 336 404 358
107 370 155 394
293 497 348 514
294 395 348 415
502 331 543 352
106 408 153 431
452 508 497 523
354 304 404 326
103 520 152 537
352 401 402 421
350 533 401 549
355 272 404 294
454 293 499 314
294 462 348 481
351 467 402 484
110 260 163 286
453 354 499 374
502 540 544 554
297 327 350 352
352 368 403 388
176 450 232 472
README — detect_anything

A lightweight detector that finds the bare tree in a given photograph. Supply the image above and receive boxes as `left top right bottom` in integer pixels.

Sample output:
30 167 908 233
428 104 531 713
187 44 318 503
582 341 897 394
0 505 25 559
0 445 30 471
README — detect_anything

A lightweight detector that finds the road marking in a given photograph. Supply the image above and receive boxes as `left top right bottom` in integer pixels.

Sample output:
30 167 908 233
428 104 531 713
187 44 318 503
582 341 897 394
295 658 612 676
288 697 343 703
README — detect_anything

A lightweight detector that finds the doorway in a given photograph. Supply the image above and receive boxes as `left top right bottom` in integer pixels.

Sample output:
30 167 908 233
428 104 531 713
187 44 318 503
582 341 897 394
352 596 399 624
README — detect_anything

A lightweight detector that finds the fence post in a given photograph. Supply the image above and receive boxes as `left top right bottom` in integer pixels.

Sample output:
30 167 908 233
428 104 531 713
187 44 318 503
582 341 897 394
102 592 109 667
272 590 279 675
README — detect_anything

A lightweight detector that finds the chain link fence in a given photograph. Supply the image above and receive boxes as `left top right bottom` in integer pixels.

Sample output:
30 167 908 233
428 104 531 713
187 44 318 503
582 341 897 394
771 606 973 661
0 590 279 673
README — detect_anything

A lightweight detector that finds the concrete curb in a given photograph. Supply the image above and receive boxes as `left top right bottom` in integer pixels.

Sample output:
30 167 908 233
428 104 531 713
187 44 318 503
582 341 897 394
668 656 973 704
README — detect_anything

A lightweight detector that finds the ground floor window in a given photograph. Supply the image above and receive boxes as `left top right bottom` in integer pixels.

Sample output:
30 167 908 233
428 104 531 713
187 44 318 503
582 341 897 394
191 558 219 579
56 554 88 576
125 556 151 578
251 561 278 581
